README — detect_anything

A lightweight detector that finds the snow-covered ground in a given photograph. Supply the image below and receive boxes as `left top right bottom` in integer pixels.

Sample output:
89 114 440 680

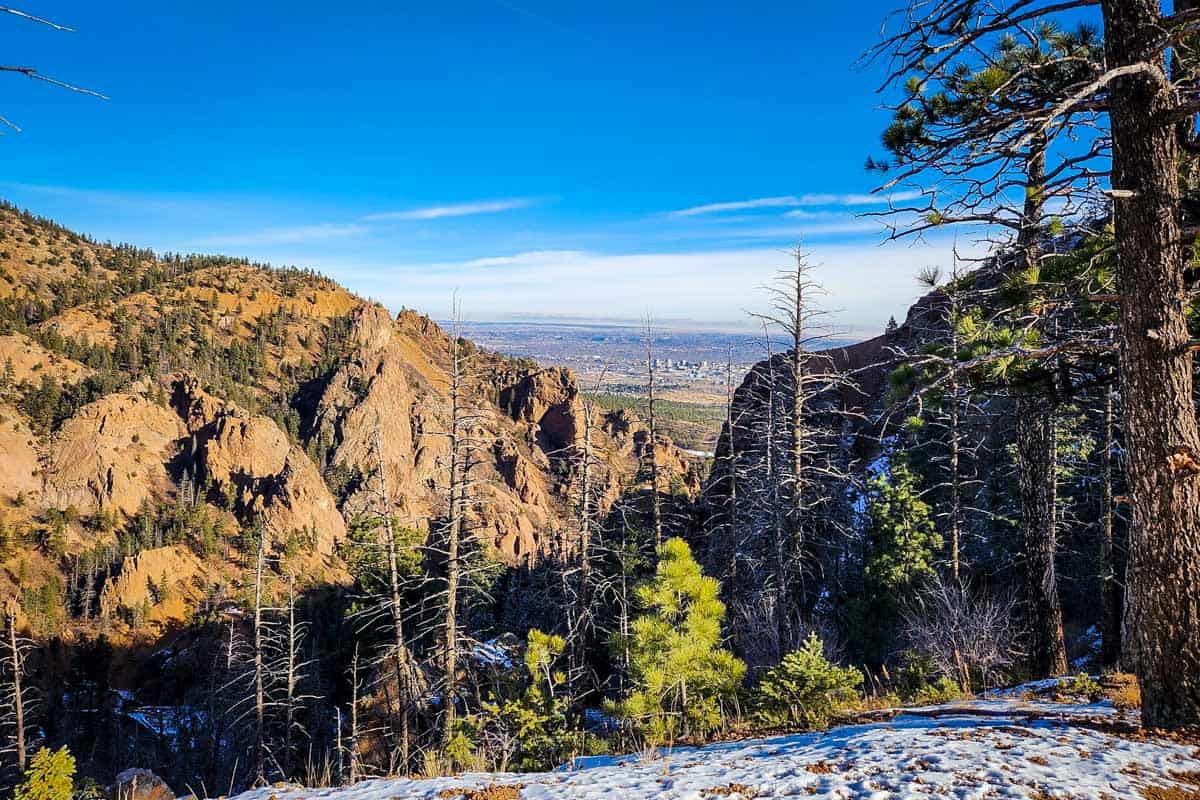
225 696 1200 800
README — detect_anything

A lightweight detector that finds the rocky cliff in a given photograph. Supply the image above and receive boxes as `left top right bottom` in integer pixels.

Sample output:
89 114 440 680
0 202 696 629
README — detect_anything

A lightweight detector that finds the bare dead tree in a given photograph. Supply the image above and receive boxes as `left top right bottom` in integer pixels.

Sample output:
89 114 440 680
430 297 488 750
563 368 610 698
270 572 316 781
1 598 28 775
252 531 267 786
349 644 362 784
0 5 107 131
367 422 425 770
643 317 664 548
741 246 860 659
902 580 1021 693
1098 385 1124 668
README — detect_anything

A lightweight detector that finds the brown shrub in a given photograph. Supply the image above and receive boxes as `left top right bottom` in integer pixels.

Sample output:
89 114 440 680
437 783 524 800
1102 672 1141 711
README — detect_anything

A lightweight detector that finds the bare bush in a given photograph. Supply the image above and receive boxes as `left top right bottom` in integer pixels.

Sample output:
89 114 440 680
901 580 1020 693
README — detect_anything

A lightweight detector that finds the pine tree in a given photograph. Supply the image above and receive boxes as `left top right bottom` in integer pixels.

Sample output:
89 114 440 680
754 633 863 729
852 464 942 663
13 747 74 800
864 465 942 596
613 538 745 745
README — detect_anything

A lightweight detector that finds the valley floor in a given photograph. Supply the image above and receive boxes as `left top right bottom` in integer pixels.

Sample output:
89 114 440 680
224 695 1200 800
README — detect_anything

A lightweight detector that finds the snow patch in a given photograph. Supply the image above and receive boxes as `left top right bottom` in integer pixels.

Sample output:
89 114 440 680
221 697 1198 800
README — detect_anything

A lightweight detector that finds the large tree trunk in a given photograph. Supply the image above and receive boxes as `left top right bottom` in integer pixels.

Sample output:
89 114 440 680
1016 397 1068 678
1103 0 1200 729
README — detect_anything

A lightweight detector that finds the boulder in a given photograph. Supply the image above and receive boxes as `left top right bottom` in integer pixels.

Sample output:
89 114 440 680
110 768 175 800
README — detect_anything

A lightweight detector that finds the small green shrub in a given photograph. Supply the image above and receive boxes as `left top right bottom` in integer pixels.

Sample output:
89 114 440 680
1057 673 1103 703
474 629 581 771
14 747 75 800
753 633 863 729
910 675 967 706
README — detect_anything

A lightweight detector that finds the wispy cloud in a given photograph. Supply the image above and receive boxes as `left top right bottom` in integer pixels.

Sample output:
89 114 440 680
333 237 963 329
192 223 369 247
363 198 535 222
462 249 587 268
667 190 923 218
668 196 803 217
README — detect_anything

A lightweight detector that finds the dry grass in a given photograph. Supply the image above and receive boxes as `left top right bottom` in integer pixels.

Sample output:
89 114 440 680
1102 673 1141 711
437 783 524 800
1140 786 1200 800
805 761 836 775
701 784 758 798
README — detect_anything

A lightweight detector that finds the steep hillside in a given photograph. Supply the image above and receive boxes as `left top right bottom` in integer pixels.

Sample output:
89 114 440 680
0 202 697 635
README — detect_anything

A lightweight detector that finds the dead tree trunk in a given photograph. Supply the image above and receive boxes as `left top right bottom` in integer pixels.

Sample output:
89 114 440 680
253 531 267 786
283 573 298 780
349 644 361 784
5 601 25 773
724 350 739 582
1100 388 1123 668
789 251 807 584
1103 0 1200 729
946 281 964 585
442 324 466 748
372 426 415 770
644 319 664 547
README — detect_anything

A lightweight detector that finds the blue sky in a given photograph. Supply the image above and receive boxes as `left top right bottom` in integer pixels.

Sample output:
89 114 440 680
0 0 964 332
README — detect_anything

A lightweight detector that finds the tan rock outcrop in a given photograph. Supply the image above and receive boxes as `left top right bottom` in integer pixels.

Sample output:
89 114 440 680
44 393 185 516
0 405 40 504
501 367 582 451
311 313 559 562
192 406 347 556
99 544 205 621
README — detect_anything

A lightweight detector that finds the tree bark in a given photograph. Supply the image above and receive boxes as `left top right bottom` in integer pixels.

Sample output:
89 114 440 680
1103 0 1200 729
1016 397 1068 678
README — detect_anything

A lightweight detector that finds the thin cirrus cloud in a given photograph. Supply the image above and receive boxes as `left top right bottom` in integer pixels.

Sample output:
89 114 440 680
667 190 924 218
191 223 370 247
362 197 536 222
191 197 537 249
